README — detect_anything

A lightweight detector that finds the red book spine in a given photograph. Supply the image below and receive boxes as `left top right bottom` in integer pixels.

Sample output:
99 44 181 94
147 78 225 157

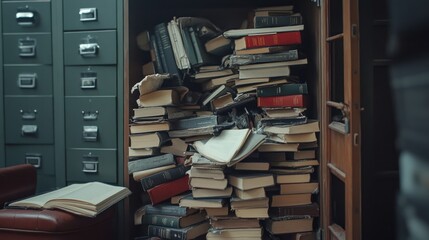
245 31 301 49
257 94 307 108
147 175 190 205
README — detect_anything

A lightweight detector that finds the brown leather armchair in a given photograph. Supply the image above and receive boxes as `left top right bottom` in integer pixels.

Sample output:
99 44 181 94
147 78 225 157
0 164 116 240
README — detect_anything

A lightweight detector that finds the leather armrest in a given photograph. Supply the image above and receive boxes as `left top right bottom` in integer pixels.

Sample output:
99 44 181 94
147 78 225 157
0 164 37 208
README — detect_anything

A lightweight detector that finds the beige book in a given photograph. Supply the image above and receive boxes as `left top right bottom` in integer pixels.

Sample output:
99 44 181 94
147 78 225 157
235 207 269 218
265 218 313 234
189 167 225 179
138 89 179 107
268 132 317 143
228 173 274 191
270 159 319 168
236 79 288 93
8 182 131 217
202 74 239 91
263 107 306 118
192 187 233 198
234 187 266 200
207 227 263 238
264 120 320 134
230 197 269 209
234 162 270 171
276 173 311 184
205 206 229 217
190 177 228 190
234 77 270 86
129 122 170 134
128 147 159 158
258 143 299 152
271 193 312 207
280 182 319 195
210 217 260 230
132 164 176 181
179 197 225 209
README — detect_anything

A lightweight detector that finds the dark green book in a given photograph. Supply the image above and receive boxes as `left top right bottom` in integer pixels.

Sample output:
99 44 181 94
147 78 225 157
180 27 198 67
142 211 206 228
128 154 175 174
148 221 210 240
144 203 197 217
141 165 190 191
188 26 218 66
254 14 303 28
257 83 308 97
149 31 164 73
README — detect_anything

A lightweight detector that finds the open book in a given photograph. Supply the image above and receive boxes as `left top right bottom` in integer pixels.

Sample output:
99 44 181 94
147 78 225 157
7 182 131 217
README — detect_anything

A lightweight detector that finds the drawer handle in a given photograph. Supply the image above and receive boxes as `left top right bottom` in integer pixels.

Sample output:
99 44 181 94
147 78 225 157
82 154 99 173
80 72 97 89
82 110 98 120
21 125 38 136
82 126 98 141
25 154 42 168
18 38 37 57
20 109 37 120
79 43 99 57
16 6 37 26
18 73 37 88
79 8 97 22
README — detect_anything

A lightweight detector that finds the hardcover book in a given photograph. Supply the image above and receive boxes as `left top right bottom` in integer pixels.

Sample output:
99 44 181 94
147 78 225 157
148 221 210 240
257 83 308 97
129 131 170 149
234 31 302 50
147 175 191 205
143 211 206 228
141 165 190 191
257 94 308 108
223 24 304 38
138 89 180 108
265 217 313 234
254 14 303 28
144 203 198 217
229 50 299 66
228 173 275 190
128 153 175 174
268 203 320 217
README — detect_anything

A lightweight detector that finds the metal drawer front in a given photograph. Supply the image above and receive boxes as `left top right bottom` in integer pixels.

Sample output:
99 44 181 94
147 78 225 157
66 149 117 184
4 65 52 95
63 0 116 31
5 145 55 175
3 33 52 64
65 97 116 148
64 30 116 65
2 1 51 33
4 96 53 144
65 66 116 96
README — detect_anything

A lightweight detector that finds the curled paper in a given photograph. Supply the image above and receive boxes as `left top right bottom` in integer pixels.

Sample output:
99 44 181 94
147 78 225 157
131 73 170 95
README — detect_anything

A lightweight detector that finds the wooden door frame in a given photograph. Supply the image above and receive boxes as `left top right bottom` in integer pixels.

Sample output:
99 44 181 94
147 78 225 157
321 0 361 239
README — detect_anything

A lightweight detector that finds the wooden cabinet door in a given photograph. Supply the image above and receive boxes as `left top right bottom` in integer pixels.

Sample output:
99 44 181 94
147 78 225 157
321 0 361 239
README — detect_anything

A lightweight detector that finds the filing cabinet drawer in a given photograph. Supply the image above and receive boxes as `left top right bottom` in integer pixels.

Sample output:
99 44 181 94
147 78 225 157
36 174 57 193
4 65 52 95
2 1 51 33
4 96 53 144
64 30 117 65
66 149 117 184
63 0 116 31
5 145 55 175
65 66 116 96
65 97 116 148
3 33 52 64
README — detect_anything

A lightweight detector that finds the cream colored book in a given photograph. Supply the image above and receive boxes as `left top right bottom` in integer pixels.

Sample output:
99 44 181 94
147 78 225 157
132 164 176 181
8 182 131 217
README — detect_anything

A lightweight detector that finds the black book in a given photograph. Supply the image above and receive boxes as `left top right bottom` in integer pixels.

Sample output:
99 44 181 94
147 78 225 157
141 165 190 191
257 83 308 97
149 30 164 73
188 26 218 66
148 221 210 240
144 203 198 217
154 22 183 86
169 115 226 130
128 153 175 174
254 14 303 28
269 203 320 218
229 50 299 66
257 115 308 128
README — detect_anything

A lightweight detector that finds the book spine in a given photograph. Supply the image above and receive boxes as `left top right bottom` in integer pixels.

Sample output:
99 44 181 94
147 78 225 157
149 31 164 73
170 115 219 130
144 205 189 216
148 225 186 240
254 15 303 28
257 94 307 108
230 49 299 66
128 153 175 174
143 214 181 228
141 165 189 191
257 83 308 97
181 26 198 67
155 23 183 87
147 175 190 205
269 204 320 217
153 28 168 74
242 31 302 49
189 26 218 66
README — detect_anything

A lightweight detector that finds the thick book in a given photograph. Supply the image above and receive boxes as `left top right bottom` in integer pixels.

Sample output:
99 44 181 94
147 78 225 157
269 203 320 217
190 177 228 190
254 14 303 28
189 167 225 179
128 147 160 158
192 186 233 199
210 217 260 229
205 34 232 56
141 165 190 191
129 121 170 134
280 182 319 195
188 26 218 66
230 197 269 209
128 153 175 174
179 196 225 208
143 211 206 228
234 187 266 200
138 89 180 107
170 115 225 130
167 19 191 70
228 173 274 191
230 50 299 66
234 161 270 171
132 164 176 182
257 83 308 97
257 94 308 108
275 173 311 184
154 22 183 86
147 175 191 205
7 182 131 217
234 31 302 50
239 65 290 79
257 115 308 128
144 203 198 217
265 217 313 234
223 24 304 38
271 193 312 207
235 207 269 218
129 131 170 149
148 221 210 240
149 31 164 73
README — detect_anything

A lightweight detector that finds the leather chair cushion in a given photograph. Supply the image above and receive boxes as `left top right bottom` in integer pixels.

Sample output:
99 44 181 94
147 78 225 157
0 164 36 207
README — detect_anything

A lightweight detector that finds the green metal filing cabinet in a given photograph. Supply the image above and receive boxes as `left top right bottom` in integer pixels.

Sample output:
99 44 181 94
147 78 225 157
0 0 124 195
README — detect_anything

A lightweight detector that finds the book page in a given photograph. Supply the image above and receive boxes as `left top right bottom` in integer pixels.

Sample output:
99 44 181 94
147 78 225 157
8 184 83 209
193 129 251 163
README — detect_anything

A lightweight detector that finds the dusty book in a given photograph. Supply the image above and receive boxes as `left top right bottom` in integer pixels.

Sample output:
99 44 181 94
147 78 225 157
7 182 131 217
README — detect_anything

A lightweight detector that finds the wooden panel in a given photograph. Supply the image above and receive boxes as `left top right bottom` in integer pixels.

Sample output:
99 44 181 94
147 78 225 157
329 130 347 174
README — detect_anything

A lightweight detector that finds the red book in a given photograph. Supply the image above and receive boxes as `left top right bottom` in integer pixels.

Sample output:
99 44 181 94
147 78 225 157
147 175 190 205
257 94 307 108
234 31 301 50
